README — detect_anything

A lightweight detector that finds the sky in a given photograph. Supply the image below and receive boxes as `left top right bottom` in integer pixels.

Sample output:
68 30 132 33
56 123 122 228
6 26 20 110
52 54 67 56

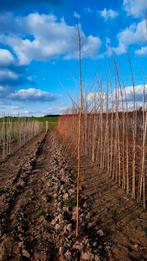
0 0 146 115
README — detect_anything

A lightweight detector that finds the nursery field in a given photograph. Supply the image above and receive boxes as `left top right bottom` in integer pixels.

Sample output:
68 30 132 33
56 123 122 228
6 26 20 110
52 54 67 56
0 111 147 261
0 115 58 160
0 0 146 260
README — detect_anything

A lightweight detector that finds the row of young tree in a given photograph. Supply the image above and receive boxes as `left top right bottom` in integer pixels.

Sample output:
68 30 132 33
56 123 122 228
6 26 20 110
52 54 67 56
57 83 147 209
57 20 147 238
0 117 44 160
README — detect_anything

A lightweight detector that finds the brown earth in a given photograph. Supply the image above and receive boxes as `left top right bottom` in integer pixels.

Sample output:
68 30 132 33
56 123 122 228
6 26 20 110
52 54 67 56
79 157 147 261
1 131 106 261
0 131 147 261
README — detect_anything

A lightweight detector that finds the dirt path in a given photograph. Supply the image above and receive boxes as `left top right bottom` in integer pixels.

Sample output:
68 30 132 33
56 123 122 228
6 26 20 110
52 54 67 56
0 132 55 260
0 132 45 188
0 131 69 260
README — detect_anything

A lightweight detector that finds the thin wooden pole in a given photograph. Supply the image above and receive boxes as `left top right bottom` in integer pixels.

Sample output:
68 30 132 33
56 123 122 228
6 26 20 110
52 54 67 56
142 112 147 209
139 82 146 208
128 55 136 199
76 21 83 238
124 87 129 194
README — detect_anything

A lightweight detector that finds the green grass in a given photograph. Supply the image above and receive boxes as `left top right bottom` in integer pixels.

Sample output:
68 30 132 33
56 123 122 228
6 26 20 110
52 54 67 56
0 115 59 130
35 115 59 130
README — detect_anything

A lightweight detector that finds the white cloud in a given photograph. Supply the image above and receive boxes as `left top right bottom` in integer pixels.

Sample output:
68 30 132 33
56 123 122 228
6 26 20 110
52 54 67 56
86 92 106 107
111 85 147 107
0 12 101 64
65 35 101 59
123 0 147 18
0 85 58 105
87 85 147 103
0 49 15 66
87 85 147 111
87 92 99 102
58 106 69 114
0 86 5 91
122 84 147 101
46 105 69 114
0 101 46 116
122 84 147 110
112 20 147 54
135 46 147 56
10 88 57 102
0 70 18 80
100 8 118 21
0 105 31 116
9 105 23 110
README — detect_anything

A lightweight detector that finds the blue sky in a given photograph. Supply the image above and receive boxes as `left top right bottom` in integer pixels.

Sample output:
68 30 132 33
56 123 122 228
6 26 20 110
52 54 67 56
0 0 146 115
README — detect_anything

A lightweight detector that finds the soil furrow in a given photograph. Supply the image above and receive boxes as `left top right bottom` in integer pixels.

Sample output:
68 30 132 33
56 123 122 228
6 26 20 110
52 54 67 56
1 131 112 261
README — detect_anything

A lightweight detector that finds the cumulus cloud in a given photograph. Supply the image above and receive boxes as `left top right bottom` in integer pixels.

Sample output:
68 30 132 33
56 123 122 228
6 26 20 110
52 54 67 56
120 85 147 110
58 105 70 114
112 20 147 55
65 35 101 59
0 85 57 106
135 46 147 56
123 0 147 18
0 104 32 116
100 8 118 21
9 105 24 110
86 92 107 111
87 85 147 111
0 49 15 66
110 85 147 111
10 88 57 102
122 84 147 102
0 67 34 86
0 12 101 64
0 47 34 87
86 92 102 102
87 85 147 103
0 70 18 81
46 105 69 115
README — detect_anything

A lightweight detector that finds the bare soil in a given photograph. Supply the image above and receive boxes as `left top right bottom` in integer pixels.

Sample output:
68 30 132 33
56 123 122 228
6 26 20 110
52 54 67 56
79 157 147 261
0 131 147 261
